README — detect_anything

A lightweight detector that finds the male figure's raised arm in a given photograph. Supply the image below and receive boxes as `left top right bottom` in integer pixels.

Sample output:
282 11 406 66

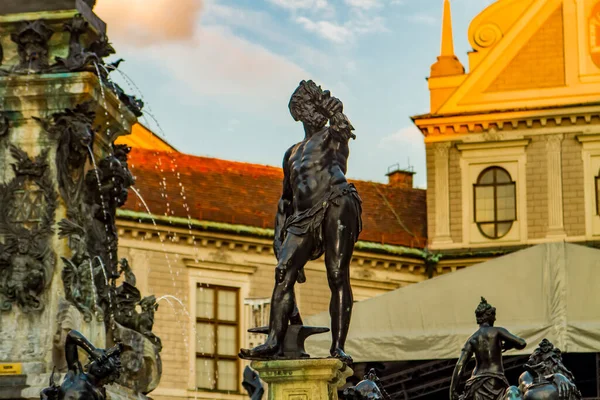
498 327 527 351
450 340 474 400
273 146 294 260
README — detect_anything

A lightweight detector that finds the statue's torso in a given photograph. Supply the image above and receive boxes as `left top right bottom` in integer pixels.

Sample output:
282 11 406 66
287 128 349 212
470 327 505 376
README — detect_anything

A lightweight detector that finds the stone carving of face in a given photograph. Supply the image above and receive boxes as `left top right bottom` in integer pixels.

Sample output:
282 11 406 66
17 239 29 254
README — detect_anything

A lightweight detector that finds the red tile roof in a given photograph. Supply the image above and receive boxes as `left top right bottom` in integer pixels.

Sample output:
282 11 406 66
123 148 427 248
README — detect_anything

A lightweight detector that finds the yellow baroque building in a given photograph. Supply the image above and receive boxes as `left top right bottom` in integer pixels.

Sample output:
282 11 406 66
413 0 600 267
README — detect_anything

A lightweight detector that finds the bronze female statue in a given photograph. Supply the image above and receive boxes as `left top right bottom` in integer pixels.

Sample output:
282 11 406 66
450 297 527 400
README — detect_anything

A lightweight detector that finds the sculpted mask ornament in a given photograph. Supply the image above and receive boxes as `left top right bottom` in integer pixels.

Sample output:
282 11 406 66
11 19 54 73
55 14 100 72
59 219 101 323
37 102 96 208
0 146 57 312
75 144 134 281
112 260 162 351
54 14 116 73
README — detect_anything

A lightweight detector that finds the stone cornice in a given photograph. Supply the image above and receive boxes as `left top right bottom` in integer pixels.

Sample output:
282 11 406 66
412 104 600 137
116 210 429 259
116 219 442 274
183 258 258 275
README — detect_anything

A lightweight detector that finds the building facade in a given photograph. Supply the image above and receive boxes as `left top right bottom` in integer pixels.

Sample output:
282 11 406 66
413 0 600 269
114 145 431 399
111 0 600 397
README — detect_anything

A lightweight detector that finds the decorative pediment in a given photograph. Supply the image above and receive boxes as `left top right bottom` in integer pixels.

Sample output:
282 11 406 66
434 0 600 115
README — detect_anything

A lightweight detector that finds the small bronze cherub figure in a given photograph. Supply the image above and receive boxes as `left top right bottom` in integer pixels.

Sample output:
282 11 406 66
40 330 123 400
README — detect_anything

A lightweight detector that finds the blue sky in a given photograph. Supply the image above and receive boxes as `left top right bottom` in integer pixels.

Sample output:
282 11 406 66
96 0 494 188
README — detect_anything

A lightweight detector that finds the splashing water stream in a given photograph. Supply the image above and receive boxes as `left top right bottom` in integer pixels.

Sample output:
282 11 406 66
106 70 214 392
88 260 99 319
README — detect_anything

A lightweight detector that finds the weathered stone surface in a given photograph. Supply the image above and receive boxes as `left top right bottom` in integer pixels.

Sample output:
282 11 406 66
0 375 28 398
108 322 162 395
0 3 158 399
251 359 352 400
0 0 96 15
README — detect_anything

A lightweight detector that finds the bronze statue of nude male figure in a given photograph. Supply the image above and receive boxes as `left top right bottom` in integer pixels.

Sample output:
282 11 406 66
239 80 362 363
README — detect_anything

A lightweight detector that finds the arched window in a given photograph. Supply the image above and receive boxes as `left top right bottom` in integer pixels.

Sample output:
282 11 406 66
474 167 516 239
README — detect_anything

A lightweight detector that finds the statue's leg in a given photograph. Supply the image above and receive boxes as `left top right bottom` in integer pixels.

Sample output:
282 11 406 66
289 292 303 325
323 195 359 364
239 233 313 359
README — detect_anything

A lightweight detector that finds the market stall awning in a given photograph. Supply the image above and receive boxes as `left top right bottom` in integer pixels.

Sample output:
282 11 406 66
305 243 600 362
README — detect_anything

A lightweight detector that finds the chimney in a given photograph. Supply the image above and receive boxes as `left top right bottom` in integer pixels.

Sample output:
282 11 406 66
386 164 416 189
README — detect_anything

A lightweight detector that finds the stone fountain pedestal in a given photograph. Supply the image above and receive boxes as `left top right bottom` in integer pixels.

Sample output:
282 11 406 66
251 359 352 400
0 1 160 399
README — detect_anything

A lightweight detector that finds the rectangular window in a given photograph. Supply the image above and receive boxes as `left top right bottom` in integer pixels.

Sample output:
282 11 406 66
195 284 240 392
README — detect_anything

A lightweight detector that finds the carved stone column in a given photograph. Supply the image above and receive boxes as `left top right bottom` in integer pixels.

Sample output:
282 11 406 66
546 134 566 238
432 142 453 245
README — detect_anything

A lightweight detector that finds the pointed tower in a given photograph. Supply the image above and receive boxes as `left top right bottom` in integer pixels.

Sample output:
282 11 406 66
427 0 465 112
430 0 465 78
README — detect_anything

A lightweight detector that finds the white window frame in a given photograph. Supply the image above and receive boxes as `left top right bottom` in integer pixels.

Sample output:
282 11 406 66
457 140 529 246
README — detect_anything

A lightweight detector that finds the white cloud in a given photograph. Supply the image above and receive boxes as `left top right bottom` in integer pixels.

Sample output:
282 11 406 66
227 119 240 132
267 0 329 10
130 26 310 104
295 13 387 43
379 126 426 186
203 3 336 71
380 126 424 148
295 17 352 43
96 0 203 45
344 0 381 9
405 13 438 26
353 14 389 34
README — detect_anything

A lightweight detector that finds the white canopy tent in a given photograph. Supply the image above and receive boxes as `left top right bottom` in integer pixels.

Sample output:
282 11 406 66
305 243 600 362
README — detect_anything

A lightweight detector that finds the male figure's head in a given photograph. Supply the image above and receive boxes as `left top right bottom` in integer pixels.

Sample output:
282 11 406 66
475 297 496 326
288 80 328 132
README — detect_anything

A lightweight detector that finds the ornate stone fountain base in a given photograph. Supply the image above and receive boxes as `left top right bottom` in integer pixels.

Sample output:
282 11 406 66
251 359 352 400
